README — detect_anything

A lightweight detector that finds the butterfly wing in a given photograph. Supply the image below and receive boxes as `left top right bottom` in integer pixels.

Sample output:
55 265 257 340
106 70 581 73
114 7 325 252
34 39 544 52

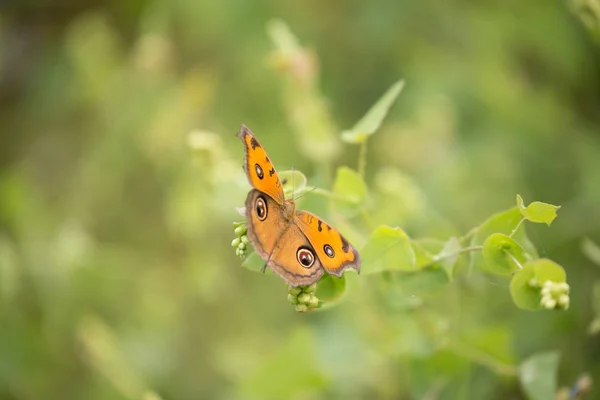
245 189 324 286
244 189 287 260
237 125 285 205
267 225 325 287
296 211 361 277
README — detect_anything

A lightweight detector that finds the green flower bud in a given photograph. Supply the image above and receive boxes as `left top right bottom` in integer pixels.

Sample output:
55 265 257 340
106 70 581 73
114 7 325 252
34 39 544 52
558 294 570 308
308 295 319 309
541 297 557 309
302 283 318 294
231 237 241 248
287 293 299 304
238 242 246 250
297 293 311 305
528 277 539 288
295 303 308 313
234 226 246 236
288 286 302 296
241 235 250 245
541 286 551 297
557 282 570 293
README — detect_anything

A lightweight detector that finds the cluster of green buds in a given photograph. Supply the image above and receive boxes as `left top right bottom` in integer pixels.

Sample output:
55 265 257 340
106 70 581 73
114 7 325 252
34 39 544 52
529 278 570 310
231 221 249 259
287 283 320 312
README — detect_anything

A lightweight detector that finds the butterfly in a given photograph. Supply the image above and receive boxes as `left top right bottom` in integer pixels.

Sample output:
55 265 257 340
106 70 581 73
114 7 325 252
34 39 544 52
237 125 361 287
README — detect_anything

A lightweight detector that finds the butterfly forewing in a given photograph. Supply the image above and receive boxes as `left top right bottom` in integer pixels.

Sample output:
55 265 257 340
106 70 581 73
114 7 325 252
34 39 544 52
237 125 285 204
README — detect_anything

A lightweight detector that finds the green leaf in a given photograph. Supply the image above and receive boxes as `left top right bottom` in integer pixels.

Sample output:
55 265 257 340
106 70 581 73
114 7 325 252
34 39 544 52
516 194 526 211
315 273 347 308
400 267 450 294
589 318 600 335
581 237 600 266
411 238 446 269
516 195 561 226
470 207 537 271
436 237 462 279
482 233 527 277
361 225 416 273
332 166 367 206
341 79 405 144
279 169 307 198
519 351 560 400
510 259 566 310
412 241 435 269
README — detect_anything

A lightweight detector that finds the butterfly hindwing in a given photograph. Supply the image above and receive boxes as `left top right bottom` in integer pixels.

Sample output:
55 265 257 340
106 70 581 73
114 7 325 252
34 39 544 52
244 189 324 286
295 211 361 277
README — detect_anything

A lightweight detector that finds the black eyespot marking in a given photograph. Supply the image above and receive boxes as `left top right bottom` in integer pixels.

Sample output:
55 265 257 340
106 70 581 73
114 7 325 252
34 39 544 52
255 196 268 221
269 168 275 177
341 236 350 253
296 247 315 268
254 163 264 179
324 244 335 258
250 138 260 150
317 220 323 232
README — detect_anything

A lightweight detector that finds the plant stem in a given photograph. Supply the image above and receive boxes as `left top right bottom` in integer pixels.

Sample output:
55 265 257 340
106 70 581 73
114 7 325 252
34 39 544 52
459 226 478 244
422 245 483 269
509 218 525 238
505 251 524 269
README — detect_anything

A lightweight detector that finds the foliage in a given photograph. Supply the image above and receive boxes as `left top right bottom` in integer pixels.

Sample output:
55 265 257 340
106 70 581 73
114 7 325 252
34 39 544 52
1 2 600 400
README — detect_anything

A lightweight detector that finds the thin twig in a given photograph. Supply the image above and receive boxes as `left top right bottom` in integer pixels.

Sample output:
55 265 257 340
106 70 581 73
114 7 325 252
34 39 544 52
509 218 525 238
421 245 483 269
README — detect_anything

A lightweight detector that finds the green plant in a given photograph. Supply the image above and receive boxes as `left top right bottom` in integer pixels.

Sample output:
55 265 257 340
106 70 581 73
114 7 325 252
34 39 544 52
231 20 575 399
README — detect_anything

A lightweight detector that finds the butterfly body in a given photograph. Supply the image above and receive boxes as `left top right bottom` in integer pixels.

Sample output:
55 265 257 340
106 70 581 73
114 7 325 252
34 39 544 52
238 125 360 287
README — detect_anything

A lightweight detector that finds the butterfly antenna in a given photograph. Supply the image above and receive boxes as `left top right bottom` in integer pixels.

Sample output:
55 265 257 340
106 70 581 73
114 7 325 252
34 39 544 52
294 186 318 201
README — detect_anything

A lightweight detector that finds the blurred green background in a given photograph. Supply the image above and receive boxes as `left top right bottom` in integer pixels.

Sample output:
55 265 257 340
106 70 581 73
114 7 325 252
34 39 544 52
1 1 600 399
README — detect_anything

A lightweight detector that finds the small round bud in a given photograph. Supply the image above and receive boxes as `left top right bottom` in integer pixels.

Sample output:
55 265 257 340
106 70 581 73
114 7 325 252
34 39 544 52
238 242 246 250
231 237 241 248
302 283 318 294
558 294 570 307
287 293 299 304
541 297 557 309
541 286 551 296
288 286 302 296
234 226 246 236
241 235 250 245
528 277 539 288
557 282 570 293
295 303 308 313
297 293 311 304
308 295 319 309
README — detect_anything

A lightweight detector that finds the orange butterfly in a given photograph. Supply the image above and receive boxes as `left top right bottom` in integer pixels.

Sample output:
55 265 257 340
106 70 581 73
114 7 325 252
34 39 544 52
238 125 361 286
